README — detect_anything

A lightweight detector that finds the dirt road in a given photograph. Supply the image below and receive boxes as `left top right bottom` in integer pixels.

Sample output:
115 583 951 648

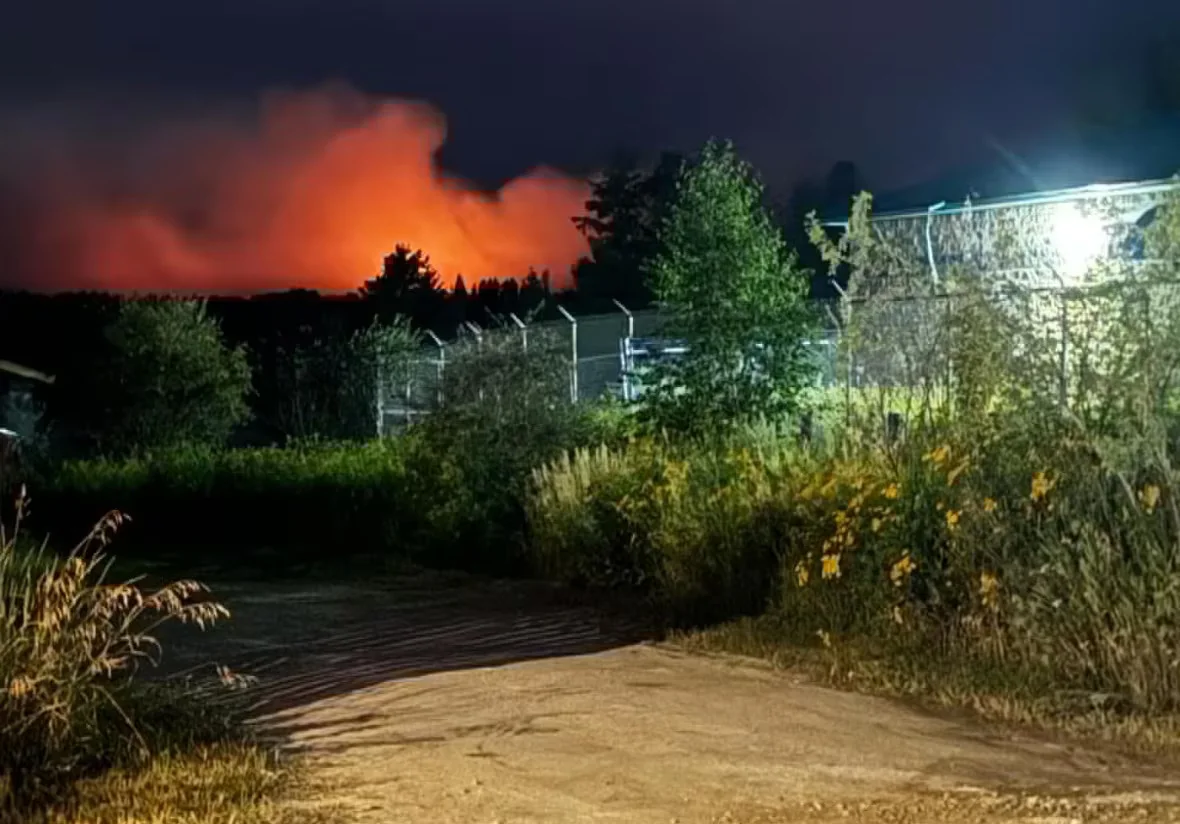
170 577 1180 823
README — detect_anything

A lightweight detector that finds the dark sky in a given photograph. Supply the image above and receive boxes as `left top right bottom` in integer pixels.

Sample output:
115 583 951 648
3 0 1178 195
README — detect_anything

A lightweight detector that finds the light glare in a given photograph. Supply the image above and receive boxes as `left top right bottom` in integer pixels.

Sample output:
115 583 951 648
1050 203 1108 283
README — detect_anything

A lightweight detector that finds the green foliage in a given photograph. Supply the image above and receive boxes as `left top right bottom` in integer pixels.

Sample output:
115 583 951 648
33 441 413 570
33 362 632 576
784 179 1180 712
527 424 807 625
91 300 251 455
528 417 1180 711
644 140 817 434
269 318 420 442
403 326 605 572
529 181 1180 714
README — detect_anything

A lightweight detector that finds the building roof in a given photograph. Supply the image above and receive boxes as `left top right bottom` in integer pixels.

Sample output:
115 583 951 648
823 177 1180 227
825 116 1180 226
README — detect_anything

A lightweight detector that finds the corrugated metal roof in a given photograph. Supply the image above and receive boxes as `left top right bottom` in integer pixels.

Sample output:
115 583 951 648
822 177 1180 228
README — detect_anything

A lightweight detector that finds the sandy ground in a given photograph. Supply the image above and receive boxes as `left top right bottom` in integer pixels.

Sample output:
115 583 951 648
168 578 1180 824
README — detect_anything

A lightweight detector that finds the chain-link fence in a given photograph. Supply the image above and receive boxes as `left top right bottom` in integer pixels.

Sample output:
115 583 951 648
824 276 1180 417
379 303 844 432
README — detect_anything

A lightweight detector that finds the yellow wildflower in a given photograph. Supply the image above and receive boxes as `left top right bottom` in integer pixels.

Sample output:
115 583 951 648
1030 471 1055 503
794 559 810 588
925 445 951 466
982 497 997 513
882 482 900 500
945 509 960 530
889 552 916 586
1139 484 1161 514
7 676 33 699
979 571 1000 610
821 553 842 580
870 517 883 533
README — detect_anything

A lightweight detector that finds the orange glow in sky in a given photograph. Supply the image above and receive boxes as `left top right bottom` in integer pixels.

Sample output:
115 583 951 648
15 85 591 292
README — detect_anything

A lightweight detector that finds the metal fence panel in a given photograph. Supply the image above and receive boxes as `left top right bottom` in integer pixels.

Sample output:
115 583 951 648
379 303 845 426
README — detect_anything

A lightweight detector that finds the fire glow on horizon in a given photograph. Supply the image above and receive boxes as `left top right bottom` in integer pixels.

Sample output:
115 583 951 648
0 85 591 293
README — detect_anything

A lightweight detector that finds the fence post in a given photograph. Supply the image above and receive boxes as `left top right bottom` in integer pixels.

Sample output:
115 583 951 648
404 374 413 429
465 322 485 403
509 312 528 351
829 280 854 429
1059 291 1070 410
375 355 385 438
557 305 578 403
613 299 634 401
612 299 635 339
424 330 445 408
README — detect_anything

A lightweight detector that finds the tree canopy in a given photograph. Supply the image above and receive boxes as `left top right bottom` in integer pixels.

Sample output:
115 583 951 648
93 299 252 454
642 139 817 432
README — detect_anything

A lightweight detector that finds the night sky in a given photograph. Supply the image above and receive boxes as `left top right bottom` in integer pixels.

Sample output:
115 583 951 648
1 0 1178 291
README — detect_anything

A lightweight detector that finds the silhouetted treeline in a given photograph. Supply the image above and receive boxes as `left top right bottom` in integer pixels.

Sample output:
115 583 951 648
0 151 863 454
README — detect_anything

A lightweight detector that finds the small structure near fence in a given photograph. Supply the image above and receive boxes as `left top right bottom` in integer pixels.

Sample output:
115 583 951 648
0 359 55 493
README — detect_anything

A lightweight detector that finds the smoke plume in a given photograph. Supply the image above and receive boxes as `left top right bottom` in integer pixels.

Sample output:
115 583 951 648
0 84 591 293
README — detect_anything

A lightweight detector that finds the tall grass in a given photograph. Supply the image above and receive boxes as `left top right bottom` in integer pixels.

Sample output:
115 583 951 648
527 425 815 624
1 489 235 805
527 415 1180 720
31 441 414 570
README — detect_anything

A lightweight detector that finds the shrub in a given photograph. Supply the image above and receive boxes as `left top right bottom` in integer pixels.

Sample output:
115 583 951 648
642 139 817 434
0 492 234 804
261 318 420 443
528 424 809 624
528 442 659 590
529 416 1180 713
752 180 1180 718
401 325 609 573
85 299 252 456
32 441 413 570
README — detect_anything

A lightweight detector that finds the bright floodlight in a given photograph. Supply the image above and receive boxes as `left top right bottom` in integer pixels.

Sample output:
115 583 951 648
1050 203 1108 283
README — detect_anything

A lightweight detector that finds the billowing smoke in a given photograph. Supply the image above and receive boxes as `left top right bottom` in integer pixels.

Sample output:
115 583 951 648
0 84 591 293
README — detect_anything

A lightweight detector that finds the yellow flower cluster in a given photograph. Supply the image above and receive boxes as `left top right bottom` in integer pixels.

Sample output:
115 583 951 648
794 558 811 587
1030 470 1055 503
979 571 1000 610
821 553 842 580
889 552 916 587
1139 484 1161 514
